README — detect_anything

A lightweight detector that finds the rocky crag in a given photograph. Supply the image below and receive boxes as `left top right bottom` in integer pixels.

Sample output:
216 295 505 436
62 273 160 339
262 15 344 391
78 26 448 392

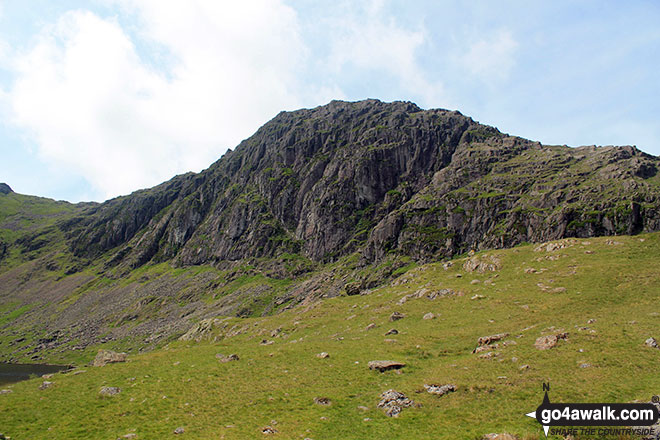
1 99 660 360
60 100 660 266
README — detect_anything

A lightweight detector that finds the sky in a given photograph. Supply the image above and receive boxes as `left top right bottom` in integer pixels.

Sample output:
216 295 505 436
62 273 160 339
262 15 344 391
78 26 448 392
0 1 659 203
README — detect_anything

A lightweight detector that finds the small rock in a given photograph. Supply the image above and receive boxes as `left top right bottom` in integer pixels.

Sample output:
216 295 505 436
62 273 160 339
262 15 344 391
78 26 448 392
482 434 518 440
422 313 435 320
579 363 591 368
463 255 502 273
389 312 405 322
377 389 417 417
470 279 481 285
644 337 659 348
423 384 456 397
316 352 330 359
0 389 13 394
442 261 453 270
519 364 530 370
587 318 596 324
534 332 568 350
42 374 54 379
479 351 498 359
122 434 137 439
216 353 240 362
260 339 274 345
357 405 369 411
174 427 185 434
99 386 121 396
471 294 485 300
92 349 127 367
384 328 398 336
345 282 361 296
39 381 53 390
368 360 406 372
314 397 331 406
262 426 277 434
475 333 508 348
365 323 376 330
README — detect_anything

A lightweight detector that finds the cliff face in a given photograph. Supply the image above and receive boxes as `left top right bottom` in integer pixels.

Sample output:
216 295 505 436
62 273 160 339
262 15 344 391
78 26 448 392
60 99 660 269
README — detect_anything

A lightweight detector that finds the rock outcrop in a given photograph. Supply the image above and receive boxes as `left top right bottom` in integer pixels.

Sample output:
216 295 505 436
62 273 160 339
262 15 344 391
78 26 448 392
0 183 12 195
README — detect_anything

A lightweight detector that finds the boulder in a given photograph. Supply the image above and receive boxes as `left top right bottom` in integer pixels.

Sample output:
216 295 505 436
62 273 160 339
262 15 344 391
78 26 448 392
368 360 406 372
216 353 239 363
644 337 658 348
39 381 53 390
423 384 456 397
92 349 127 367
314 397 331 406
534 332 568 350
482 434 518 440
377 389 417 417
463 255 502 273
99 386 122 396
316 352 330 359
178 318 219 342
475 333 508 348
174 427 185 434
389 312 405 322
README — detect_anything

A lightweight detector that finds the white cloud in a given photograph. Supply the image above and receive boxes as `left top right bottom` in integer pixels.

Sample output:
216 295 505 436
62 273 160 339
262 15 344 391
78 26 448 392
325 0 445 106
7 1 315 201
459 29 518 82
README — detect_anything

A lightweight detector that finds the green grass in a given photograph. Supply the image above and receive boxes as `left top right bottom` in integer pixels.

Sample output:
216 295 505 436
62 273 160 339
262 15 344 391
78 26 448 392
1 233 659 439
0 304 35 327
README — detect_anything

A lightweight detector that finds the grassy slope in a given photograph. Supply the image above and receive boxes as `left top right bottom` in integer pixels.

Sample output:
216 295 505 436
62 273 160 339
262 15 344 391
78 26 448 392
1 233 659 439
0 192 80 269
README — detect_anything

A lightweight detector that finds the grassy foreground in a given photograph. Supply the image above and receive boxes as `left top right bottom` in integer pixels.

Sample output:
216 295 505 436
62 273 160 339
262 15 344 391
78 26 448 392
1 233 659 439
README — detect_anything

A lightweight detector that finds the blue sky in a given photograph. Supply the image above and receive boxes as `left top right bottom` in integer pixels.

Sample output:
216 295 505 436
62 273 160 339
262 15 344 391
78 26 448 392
0 1 659 202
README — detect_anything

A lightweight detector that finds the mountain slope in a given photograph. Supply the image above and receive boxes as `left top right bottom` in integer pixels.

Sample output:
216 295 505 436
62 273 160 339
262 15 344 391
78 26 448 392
1 234 659 439
1 99 660 361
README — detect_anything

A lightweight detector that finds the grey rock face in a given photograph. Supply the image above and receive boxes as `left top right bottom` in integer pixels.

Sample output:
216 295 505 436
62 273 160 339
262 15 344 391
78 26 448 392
0 183 12 194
